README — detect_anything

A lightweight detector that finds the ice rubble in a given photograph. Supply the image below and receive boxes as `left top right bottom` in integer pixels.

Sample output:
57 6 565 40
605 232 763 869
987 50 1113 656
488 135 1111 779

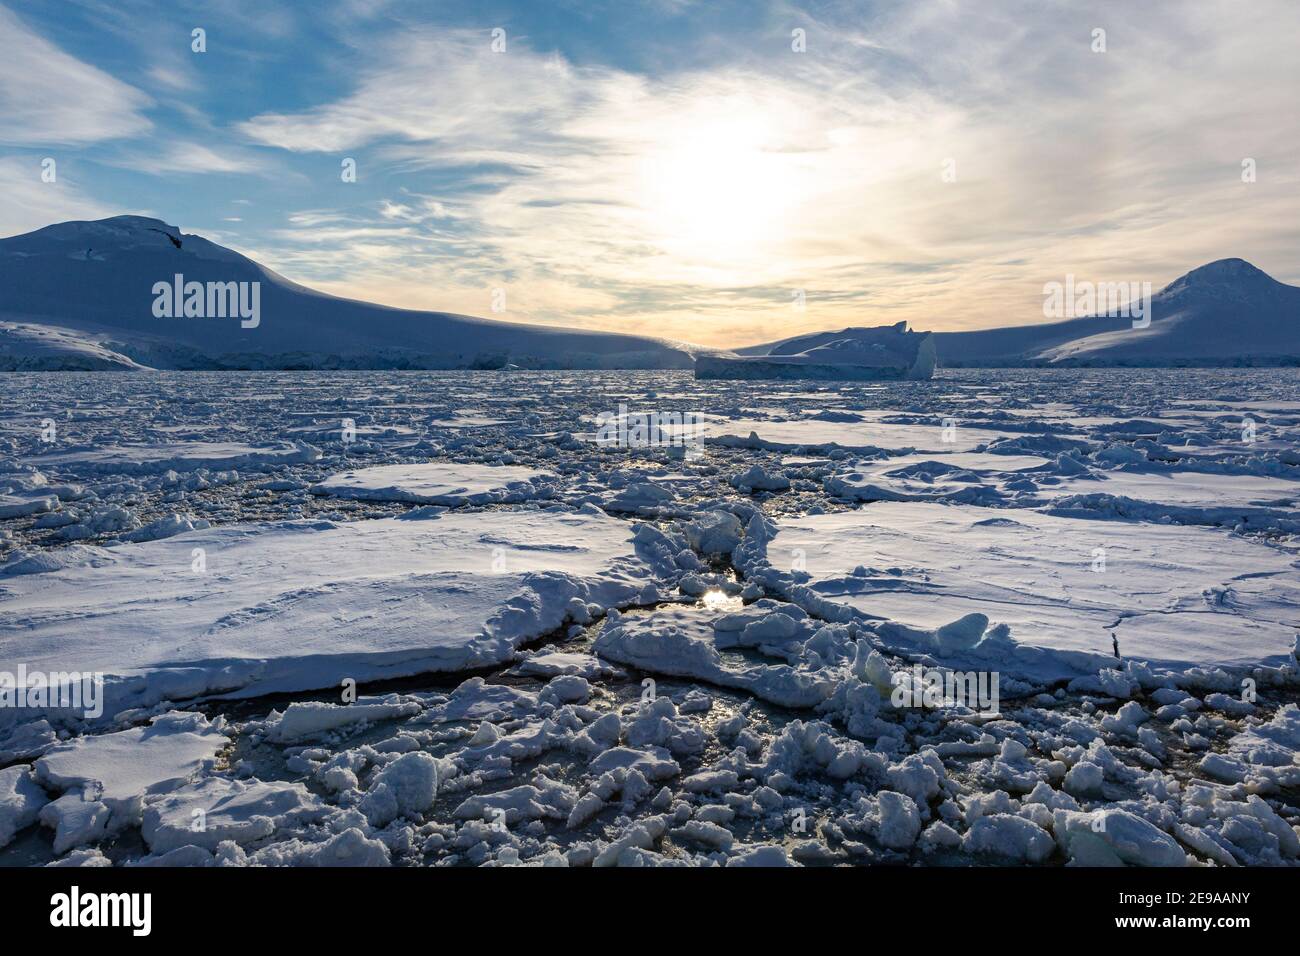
0 465 84 527
0 765 48 848
593 604 838 708
0 493 58 519
30 712 229 854
824 452 1300 533
264 700 423 743
1 644 1296 868
34 711 229 804
142 777 330 855
1 368 1298 868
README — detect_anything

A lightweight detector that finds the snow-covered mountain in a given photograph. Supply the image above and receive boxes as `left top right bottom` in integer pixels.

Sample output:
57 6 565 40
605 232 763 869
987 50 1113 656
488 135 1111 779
932 259 1300 367
0 216 695 371
4 219 1293 372
735 259 1299 368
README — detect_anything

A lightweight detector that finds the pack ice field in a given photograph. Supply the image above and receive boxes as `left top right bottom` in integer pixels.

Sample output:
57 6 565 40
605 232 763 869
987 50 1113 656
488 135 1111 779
1 367 1297 868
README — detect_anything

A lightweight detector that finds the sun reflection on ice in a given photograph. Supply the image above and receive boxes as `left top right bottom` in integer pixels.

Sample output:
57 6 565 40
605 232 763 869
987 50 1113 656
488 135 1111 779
700 589 744 613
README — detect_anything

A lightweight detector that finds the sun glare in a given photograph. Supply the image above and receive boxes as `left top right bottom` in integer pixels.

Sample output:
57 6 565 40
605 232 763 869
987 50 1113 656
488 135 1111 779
638 104 804 268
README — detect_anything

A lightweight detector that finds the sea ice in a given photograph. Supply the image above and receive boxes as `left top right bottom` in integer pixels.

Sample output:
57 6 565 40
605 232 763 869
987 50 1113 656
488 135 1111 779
740 502 1298 680
1 508 676 740
311 462 553 506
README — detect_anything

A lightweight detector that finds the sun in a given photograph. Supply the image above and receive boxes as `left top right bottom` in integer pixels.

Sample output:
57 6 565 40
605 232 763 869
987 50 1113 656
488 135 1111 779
637 103 805 269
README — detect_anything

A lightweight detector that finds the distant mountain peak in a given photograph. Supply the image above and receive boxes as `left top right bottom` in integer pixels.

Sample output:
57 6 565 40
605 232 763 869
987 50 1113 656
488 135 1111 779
98 214 179 231
1162 257 1278 299
20 215 186 254
1185 256 1270 279
931 255 1299 367
42 214 180 235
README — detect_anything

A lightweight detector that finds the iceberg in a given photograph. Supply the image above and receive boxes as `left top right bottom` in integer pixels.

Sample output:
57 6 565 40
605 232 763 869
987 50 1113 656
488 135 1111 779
694 321 936 381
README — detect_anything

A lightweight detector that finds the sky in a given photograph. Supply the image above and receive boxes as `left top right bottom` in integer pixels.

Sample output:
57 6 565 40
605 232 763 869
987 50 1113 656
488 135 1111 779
2 0 1298 348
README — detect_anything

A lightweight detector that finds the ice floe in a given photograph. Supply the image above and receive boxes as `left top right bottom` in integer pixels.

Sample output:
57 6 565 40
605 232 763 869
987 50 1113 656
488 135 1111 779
738 503 1299 681
1 508 677 739
311 462 554 506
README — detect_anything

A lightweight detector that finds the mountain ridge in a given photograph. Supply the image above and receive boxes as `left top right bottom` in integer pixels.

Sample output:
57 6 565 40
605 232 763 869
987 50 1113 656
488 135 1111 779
2 216 1297 370
0 215 697 371
734 258 1300 368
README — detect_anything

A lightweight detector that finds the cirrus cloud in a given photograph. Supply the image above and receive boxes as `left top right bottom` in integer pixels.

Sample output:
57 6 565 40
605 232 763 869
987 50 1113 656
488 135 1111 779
239 1 1300 346
0 3 152 147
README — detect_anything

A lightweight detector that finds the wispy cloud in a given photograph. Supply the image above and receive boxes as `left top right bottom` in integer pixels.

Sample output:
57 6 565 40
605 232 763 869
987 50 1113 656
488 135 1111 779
0 156 117 236
235 3 1300 344
114 141 269 176
0 4 152 147
5 0 1299 345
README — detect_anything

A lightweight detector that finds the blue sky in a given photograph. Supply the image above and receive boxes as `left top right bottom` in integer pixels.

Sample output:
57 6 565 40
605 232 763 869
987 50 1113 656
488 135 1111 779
2 0 1298 346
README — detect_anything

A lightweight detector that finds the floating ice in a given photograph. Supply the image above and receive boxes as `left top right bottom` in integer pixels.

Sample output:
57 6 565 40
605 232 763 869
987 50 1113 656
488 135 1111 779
1 509 674 740
311 462 553 506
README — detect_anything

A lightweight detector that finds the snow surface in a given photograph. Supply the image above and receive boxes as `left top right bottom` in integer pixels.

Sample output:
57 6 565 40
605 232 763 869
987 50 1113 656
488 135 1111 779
1 508 674 729
740 503 1298 678
27 440 321 475
708 418 1017 454
312 462 553 506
